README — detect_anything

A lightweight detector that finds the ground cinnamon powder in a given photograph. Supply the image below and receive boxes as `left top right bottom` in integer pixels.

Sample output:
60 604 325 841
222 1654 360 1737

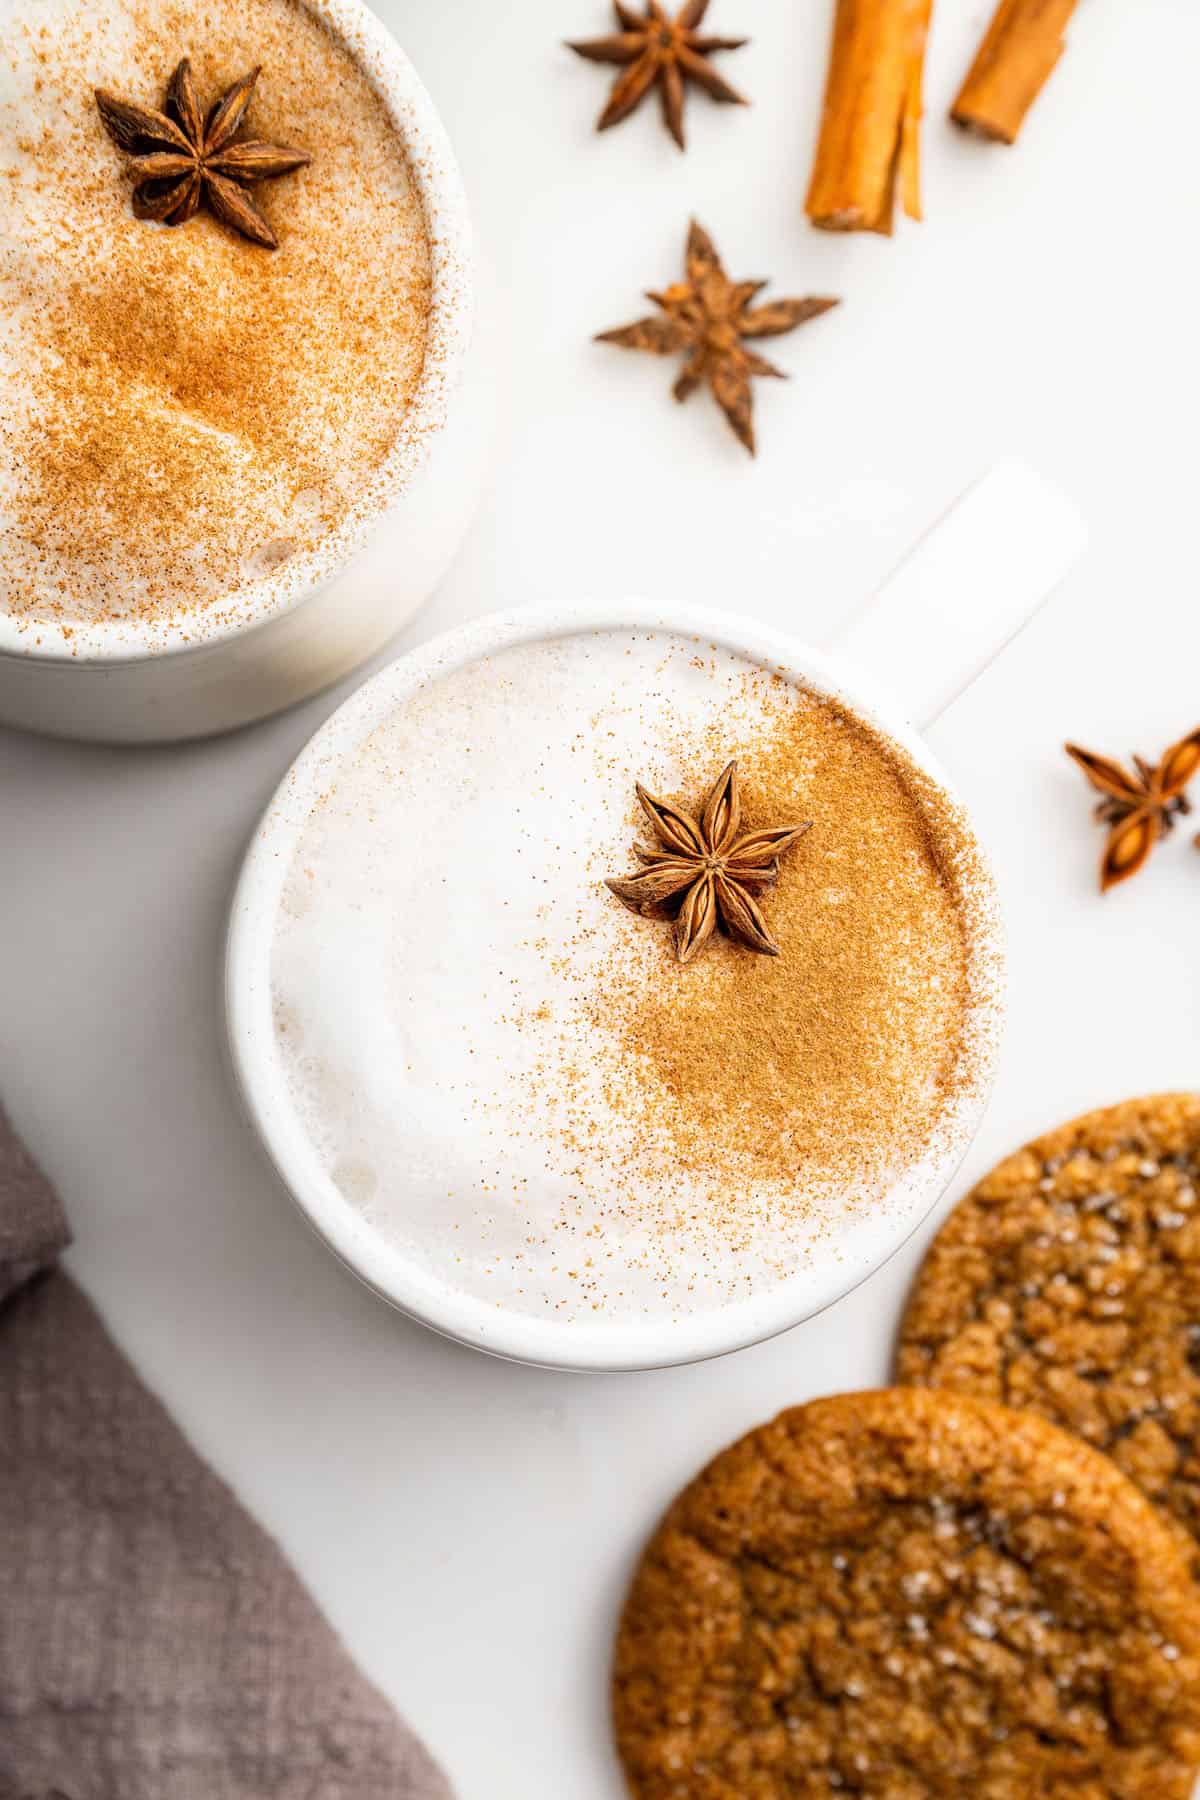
606 692 975 1192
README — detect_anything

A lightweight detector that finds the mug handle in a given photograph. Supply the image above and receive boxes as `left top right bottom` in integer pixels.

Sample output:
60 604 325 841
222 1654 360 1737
829 460 1088 732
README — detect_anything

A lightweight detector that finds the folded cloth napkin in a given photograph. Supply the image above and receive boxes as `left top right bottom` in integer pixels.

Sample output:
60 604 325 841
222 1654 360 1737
0 1104 452 1800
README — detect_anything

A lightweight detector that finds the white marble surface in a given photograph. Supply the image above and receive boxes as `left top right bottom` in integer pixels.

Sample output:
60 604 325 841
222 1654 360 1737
3 2 1199 1794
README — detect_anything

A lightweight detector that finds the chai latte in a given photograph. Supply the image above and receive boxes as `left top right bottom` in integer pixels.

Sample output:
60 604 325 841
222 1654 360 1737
0 0 432 635
269 630 1000 1326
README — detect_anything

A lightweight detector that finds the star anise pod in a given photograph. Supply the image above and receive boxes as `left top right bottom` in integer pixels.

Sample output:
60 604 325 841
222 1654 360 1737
606 759 812 964
95 59 310 249
567 0 748 151
1065 727 1200 892
597 220 839 454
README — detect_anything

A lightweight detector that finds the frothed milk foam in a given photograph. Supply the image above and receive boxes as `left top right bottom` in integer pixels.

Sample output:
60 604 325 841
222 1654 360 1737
270 631 997 1326
0 0 431 634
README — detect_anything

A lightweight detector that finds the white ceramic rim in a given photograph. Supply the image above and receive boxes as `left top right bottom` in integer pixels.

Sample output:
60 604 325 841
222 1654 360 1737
0 0 472 666
225 600 1006 1372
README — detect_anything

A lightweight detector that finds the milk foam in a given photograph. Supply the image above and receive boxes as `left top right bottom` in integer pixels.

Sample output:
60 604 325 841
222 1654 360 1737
269 631 989 1326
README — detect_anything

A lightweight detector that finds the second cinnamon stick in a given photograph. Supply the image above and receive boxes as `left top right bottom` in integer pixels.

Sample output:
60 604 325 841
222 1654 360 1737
951 0 1078 144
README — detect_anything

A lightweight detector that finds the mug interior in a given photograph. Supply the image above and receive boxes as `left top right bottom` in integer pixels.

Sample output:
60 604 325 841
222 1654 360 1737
225 601 1005 1371
0 0 472 668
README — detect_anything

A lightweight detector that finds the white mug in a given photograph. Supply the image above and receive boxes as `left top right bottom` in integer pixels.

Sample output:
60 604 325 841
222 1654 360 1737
0 0 494 745
225 462 1086 1371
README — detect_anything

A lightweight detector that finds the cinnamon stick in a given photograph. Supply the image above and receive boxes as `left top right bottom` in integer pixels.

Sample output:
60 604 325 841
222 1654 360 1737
951 0 1078 144
805 0 934 235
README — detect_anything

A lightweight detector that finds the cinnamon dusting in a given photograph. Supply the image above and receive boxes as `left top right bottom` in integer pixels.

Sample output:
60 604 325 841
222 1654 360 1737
574 688 981 1216
602 697 975 1199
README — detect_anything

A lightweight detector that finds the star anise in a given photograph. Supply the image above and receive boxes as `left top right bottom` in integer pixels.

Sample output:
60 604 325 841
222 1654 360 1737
606 760 811 964
597 221 839 454
567 0 748 151
94 59 310 249
1065 727 1200 891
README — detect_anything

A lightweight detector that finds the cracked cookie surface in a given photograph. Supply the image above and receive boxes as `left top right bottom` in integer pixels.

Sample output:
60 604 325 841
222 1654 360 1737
898 1094 1200 1560
612 1388 1200 1799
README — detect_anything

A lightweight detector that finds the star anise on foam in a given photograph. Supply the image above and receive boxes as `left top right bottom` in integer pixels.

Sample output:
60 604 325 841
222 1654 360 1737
95 59 310 249
606 760 811 964
1065 727 1200 891
597 220 839 454
567 0 748 151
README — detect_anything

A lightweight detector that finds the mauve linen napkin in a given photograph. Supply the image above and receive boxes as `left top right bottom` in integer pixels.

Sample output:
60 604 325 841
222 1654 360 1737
0 1103 452 1800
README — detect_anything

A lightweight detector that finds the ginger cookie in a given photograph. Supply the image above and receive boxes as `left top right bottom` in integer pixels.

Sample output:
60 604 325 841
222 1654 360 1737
612 1388 1200 1799
898 1094 1200 1558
